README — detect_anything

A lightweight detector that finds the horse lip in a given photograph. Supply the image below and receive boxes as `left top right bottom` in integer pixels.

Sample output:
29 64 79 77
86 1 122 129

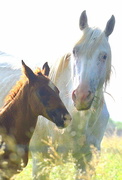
47 110 71 128
47 111 64 128
74 97 94 111
52 116 66 128
56 125 65 129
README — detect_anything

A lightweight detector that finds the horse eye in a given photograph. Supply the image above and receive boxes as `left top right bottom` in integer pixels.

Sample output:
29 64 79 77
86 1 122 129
99 53 107 62
39 88 48 96
38 88 50 106
73 48 75 55
103 54 107 60
73 48 78 56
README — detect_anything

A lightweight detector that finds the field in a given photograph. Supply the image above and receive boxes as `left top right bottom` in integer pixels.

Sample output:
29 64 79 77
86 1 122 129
14 135 122 180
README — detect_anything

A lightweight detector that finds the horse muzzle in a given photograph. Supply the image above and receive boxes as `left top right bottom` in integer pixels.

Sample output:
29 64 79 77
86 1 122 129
47 109 72 128
72 89 94 111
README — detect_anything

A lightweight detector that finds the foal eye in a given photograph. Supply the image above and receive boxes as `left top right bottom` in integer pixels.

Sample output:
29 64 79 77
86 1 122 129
38 88 50 106
39 88 48 96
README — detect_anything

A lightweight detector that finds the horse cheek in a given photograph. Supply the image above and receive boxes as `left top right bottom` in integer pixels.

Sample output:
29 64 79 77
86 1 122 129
29 91 42 116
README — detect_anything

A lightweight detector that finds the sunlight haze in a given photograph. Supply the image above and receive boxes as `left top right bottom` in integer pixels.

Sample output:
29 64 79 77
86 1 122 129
0 0 121 122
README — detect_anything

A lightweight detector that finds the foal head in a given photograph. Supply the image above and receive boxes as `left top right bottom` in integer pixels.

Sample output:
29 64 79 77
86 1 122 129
22 61 71 128
72 10 115 110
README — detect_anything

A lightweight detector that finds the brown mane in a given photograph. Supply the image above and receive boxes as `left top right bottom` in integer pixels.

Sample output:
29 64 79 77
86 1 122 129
4 67 43 107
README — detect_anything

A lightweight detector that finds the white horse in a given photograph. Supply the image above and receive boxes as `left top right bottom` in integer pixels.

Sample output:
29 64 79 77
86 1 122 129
0 10 115 179
30 10 115 179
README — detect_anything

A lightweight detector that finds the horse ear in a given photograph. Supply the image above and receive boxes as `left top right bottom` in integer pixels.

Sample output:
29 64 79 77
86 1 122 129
104 15 115 37
22 60 37 82
42 62 50 76
79 10 88 30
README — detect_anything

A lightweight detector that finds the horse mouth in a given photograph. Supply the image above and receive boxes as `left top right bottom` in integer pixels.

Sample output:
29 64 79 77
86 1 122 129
47 110 71 128
74 98 94 111
51 116 65 128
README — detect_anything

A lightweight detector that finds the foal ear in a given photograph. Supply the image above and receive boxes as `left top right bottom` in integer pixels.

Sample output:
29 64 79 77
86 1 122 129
22 60 37 82
104 15 115 37
79 10 88 30
42 62 50 76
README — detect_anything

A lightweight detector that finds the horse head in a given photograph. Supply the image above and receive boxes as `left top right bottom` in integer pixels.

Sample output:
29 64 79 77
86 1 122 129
72 10 115 110
22 60 72 128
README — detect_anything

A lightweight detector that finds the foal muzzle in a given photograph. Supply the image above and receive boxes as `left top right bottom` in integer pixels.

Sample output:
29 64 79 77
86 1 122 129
47 109 72 128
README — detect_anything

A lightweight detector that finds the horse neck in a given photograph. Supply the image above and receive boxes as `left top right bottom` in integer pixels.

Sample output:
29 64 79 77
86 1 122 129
0 84 37 144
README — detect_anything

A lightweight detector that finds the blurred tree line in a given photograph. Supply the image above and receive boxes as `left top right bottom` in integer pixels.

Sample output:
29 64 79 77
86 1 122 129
106 118 122 136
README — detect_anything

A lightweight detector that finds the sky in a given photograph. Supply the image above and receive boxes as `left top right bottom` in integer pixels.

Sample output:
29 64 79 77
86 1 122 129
0 0 121 122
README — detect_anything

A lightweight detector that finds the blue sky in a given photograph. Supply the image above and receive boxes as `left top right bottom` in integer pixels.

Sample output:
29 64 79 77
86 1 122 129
0 0 121 121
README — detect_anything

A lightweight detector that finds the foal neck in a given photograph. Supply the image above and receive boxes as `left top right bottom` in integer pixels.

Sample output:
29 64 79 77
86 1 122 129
0 83 37 143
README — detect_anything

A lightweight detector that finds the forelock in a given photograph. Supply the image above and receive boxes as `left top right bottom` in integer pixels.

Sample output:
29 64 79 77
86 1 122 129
74 27 105 58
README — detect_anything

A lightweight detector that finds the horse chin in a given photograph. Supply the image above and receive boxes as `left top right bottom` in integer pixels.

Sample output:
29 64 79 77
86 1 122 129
53 120 65 129
75 105 91 111
56 125 64 129
74 98 94 111
46 113 65 128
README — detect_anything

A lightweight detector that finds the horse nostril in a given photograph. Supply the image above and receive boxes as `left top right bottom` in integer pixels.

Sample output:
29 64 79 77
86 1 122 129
63 114 72 127
87 91 91 99
72 90 76 101
63 114 72 121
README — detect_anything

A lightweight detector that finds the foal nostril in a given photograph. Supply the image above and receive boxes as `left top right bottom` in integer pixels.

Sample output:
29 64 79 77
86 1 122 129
63 114 72 127
63 114 72 121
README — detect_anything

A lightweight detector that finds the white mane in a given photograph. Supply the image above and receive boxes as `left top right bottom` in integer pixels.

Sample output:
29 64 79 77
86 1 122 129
49 53 71 84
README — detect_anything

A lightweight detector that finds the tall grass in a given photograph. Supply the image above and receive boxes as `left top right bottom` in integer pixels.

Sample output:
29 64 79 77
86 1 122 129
14 135 122 180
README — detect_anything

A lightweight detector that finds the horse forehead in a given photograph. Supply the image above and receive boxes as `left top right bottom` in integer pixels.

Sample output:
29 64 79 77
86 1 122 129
85 28 103 43
75 28 107 56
